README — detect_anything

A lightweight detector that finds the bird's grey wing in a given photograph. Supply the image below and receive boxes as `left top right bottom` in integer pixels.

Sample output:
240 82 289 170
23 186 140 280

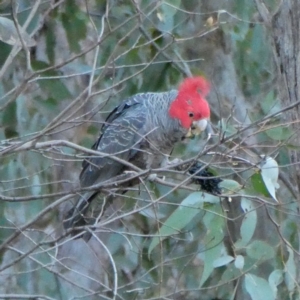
80 94 148 174
79 98 147 187
64 92 168 230
64 111 146 230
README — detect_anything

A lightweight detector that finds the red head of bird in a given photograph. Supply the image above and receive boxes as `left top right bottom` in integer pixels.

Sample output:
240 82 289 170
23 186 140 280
169 76 211 130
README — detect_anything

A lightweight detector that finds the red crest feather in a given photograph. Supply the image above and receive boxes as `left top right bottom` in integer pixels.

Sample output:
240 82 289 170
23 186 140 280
169 76 211 128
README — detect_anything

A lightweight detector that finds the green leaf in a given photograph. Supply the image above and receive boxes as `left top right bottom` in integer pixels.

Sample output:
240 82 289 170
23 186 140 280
259 157 279 201
251 172 270 197
219 179 242 195
200 205 225 286
220 263 241 288
234 255 244 270
239 198 257 247
32 60 71 101
260 91 281 115
268 269 283 298
200 238 222 287
245 274 275 300
156 0 181 33
246 240 275 261
148 192 219 256
39 97 58 110
213 255 234 268
60 0 87 53
284 247 296 292
218 118 237 138
265 126 293 141
2 101 18 138
0 16 35 47
2 101 17 127
107 232 127 255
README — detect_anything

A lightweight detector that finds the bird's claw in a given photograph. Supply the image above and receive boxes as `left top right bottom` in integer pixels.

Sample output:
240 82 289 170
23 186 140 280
147 173 166 182
161 157 183 168
147 173 158 181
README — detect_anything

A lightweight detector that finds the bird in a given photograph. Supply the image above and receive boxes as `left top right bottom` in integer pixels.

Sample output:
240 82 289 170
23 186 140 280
63 76 211 232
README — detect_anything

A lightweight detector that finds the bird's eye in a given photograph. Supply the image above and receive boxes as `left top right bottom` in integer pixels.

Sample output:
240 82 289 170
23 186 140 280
189 112 194 118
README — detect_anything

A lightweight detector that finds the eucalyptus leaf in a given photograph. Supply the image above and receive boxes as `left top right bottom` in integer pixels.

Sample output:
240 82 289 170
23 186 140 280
234 255 245 270
268 269 283 298
245 274 275 300
260 156 279 201
251 172 270 197
0 17 35 47
200 205 225 286
265 126 292 141
239 198 257 247
156 0 181 33
200 239 222 287
218 118 237 138
60 1 88 53
246 240 275 261
148 192 218 256
213 255 234 268
219 179 241 195
260 91 281 115
284 247 296 292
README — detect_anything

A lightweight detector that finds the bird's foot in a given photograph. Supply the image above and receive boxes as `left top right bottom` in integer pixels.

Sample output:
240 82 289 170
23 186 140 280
147 173 158 181
161 157 183 168
147 173 166 182
123 170 141 181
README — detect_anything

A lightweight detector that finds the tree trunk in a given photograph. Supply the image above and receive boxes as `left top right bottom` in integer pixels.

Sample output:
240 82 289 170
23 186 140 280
272 0 300 198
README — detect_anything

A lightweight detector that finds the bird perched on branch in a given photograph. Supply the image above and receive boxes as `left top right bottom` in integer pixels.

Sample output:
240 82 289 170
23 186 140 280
64 76 211 232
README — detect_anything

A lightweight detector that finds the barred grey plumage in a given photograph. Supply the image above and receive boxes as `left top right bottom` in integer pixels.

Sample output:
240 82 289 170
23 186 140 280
64 77 210 232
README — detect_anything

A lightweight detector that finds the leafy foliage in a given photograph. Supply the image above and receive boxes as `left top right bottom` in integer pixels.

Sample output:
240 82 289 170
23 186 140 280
0 1 299 300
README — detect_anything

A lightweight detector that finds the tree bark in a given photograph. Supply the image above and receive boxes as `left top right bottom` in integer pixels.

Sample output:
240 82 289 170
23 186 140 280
272 0 300 198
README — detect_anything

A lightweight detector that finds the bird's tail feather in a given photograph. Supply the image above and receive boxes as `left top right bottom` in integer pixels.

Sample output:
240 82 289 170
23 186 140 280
63 191 97 230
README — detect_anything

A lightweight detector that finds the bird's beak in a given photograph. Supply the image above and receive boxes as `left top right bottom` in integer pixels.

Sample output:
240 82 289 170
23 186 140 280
185 119 209 138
